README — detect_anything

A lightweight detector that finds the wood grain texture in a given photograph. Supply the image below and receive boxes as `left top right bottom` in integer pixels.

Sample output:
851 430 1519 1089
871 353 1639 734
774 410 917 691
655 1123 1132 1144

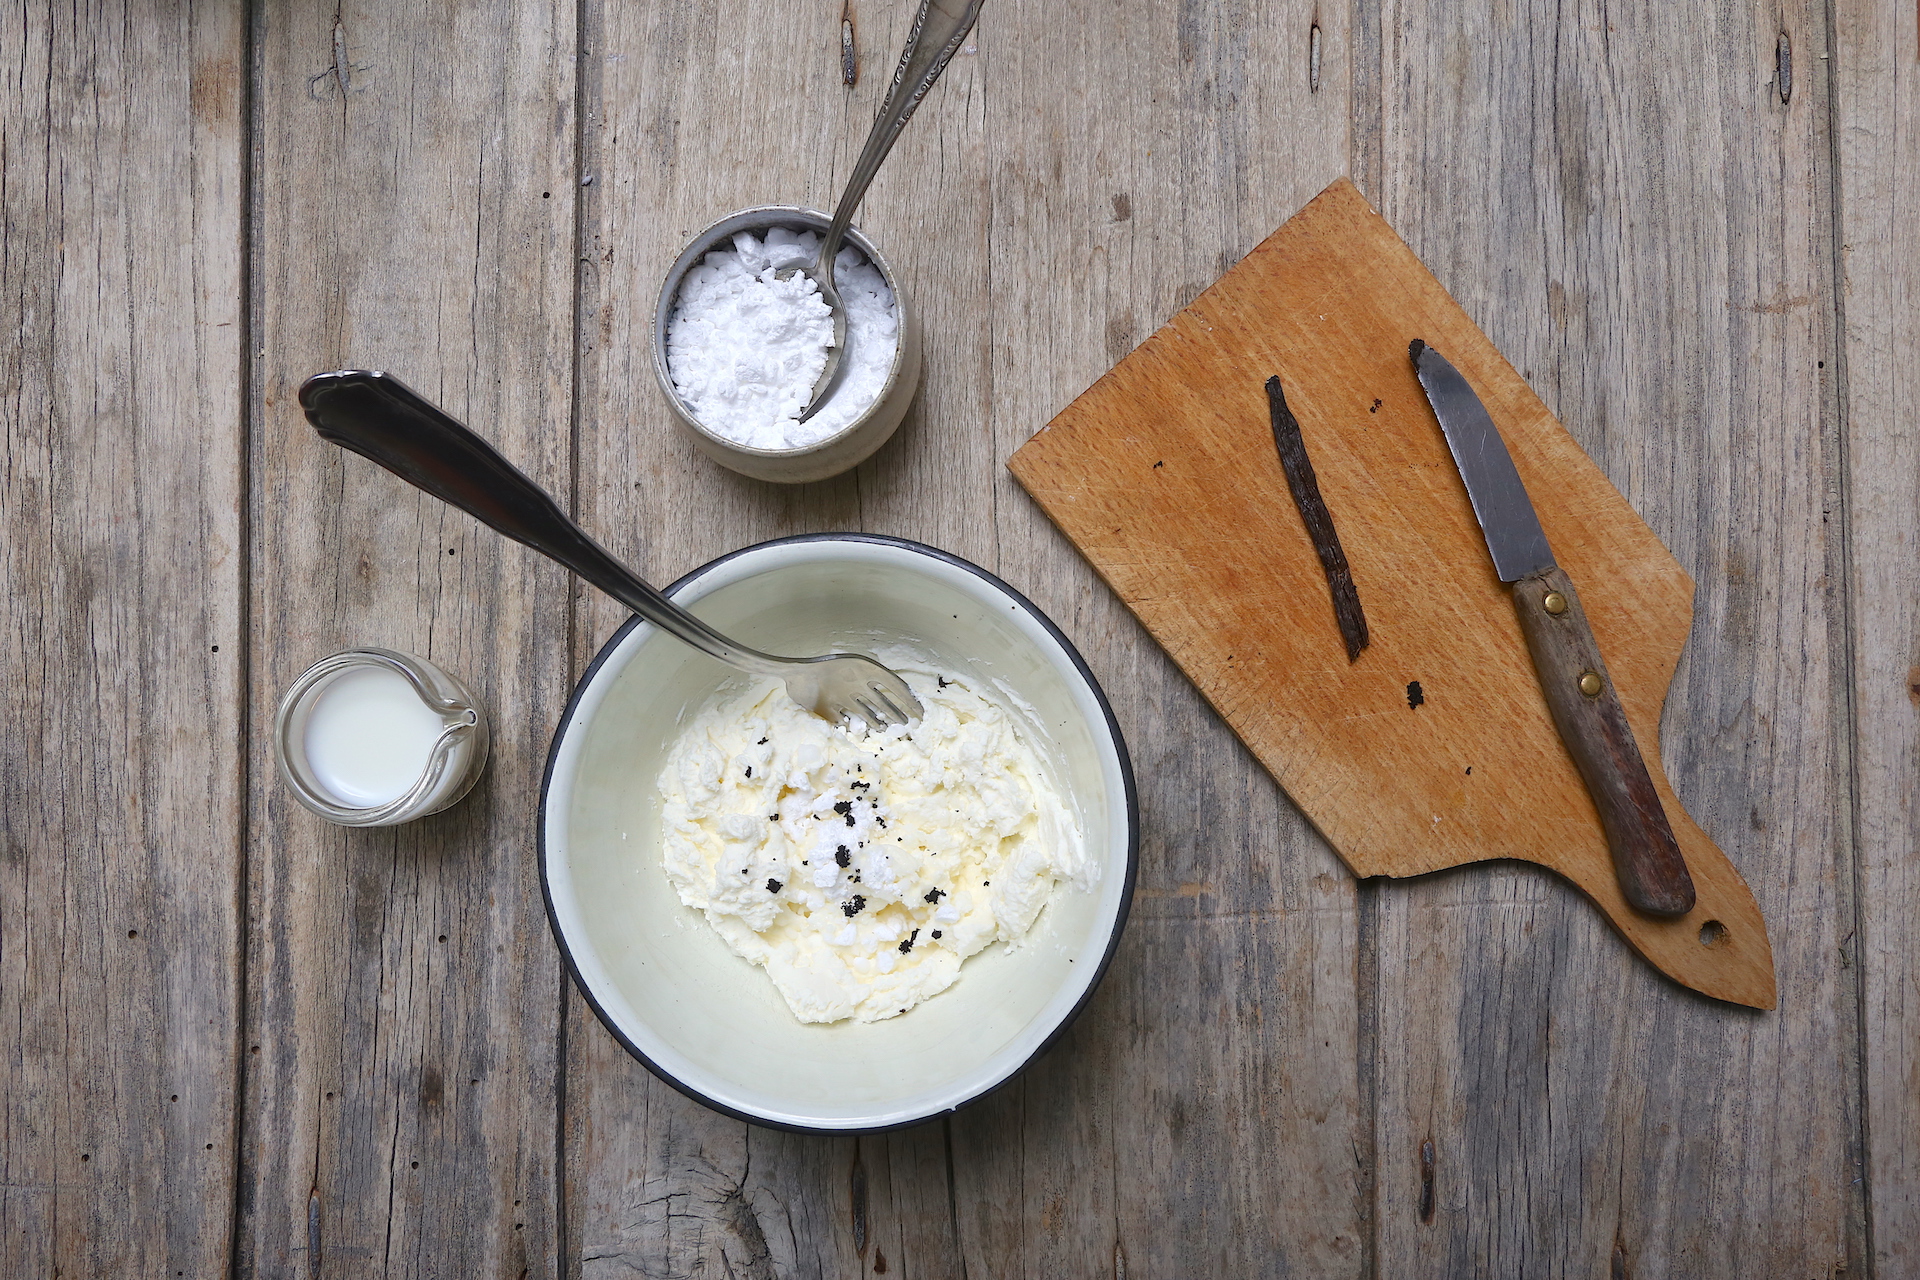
1 0 1910 1273
1362 0 1861 1273
1835 0 1920 1269
567 2 970 1275
567 0 1367 1274
0 3 246 1277
968 0 1368 1274
1009 179 1772 1007
239 2 575 1274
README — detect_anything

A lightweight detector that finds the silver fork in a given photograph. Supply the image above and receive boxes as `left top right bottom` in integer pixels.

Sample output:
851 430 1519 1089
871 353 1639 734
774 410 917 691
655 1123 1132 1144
297 370 922 732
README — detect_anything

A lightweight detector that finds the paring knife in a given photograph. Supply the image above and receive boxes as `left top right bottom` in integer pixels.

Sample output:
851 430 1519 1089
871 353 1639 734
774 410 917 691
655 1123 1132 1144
1409 340 1696 917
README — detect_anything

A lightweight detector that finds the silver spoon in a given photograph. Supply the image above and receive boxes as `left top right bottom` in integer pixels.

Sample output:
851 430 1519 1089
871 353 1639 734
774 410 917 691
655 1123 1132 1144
783 0 985 422
298 370 922 732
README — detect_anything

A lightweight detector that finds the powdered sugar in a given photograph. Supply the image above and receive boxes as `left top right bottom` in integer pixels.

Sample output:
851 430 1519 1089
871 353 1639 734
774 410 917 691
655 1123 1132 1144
665 228 899 451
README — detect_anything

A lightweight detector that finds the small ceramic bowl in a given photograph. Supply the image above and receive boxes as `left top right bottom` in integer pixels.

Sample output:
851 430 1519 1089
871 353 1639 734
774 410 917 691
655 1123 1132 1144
652 206 924 484
540 534 1137 1132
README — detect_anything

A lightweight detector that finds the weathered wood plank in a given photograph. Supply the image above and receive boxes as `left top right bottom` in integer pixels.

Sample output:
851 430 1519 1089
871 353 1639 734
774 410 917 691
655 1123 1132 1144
0 3 246 1277
968 0 1371 1271
560 0 1374 1274
970 2 1367 1272
1363 0 1861 1272
566 1 982 1273
567 0 1369 1272
239 2 576 1274
1835 0 1920 1269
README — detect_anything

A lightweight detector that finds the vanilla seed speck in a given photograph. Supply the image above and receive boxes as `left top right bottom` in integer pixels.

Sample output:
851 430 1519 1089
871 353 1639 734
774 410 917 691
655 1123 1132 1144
657 670 1084 1026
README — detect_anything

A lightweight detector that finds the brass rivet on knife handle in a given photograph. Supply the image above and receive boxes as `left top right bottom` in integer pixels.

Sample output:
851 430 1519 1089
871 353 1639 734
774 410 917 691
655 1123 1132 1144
1512 565 1697 917
1542 591 1568 615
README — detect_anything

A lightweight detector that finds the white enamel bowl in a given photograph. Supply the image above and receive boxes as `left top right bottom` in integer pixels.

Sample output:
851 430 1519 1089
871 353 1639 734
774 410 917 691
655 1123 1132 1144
540 535 1137 1132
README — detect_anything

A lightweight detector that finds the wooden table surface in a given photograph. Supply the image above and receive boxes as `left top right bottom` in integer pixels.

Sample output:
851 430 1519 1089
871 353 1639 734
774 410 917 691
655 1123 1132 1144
3 1 1914 1275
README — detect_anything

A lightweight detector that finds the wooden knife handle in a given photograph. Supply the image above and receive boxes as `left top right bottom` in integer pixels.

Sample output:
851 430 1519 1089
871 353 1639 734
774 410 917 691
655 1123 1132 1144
1510 565 1696 917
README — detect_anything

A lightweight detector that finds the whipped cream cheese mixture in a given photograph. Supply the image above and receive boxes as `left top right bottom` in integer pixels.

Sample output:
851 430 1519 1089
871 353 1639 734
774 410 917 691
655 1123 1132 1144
656 668 1087 1024
664 228 899 450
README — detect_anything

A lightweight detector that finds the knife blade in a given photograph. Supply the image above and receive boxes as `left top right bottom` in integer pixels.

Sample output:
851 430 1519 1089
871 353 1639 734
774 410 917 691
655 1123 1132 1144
1410 340 1695 918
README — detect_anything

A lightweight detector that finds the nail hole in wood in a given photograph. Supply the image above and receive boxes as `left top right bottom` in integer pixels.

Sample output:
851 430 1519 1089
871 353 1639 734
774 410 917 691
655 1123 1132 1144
842 6 857 85
1699 919 1729 948
850 1145 869 1254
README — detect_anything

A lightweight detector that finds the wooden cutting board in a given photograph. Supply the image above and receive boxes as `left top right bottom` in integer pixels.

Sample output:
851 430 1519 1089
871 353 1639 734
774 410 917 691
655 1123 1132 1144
1008 178 1775 1009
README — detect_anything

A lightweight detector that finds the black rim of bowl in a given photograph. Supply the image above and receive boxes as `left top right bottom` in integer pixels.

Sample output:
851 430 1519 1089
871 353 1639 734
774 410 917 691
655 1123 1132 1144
537 532 1140 1135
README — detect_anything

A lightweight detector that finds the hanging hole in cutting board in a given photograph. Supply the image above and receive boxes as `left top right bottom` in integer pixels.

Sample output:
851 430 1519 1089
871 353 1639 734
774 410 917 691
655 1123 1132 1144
1699 920 1729 948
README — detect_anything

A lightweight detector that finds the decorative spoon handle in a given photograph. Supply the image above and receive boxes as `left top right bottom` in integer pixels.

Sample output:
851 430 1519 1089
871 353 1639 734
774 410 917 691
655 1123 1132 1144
796 0 984 420
820 0 985 264
298 370 782 675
